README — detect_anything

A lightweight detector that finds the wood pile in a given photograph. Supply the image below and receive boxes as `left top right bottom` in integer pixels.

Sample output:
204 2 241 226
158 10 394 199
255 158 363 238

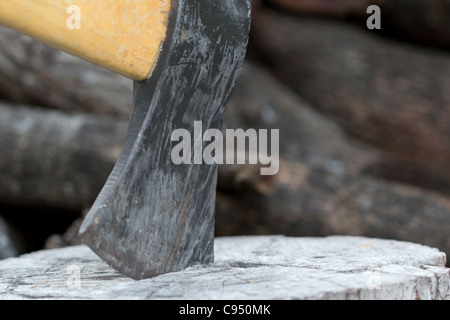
0 1 449 263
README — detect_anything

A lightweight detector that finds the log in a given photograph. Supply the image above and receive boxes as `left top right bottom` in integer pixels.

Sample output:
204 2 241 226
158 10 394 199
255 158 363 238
217 159 450 259
264 0 450 49
224 63 381 176
0 102 127 210
250 7 450 192
0 236 448 300
0 26 133 120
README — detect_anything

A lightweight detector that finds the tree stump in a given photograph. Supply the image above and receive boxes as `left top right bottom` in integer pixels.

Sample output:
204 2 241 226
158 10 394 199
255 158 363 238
0 236 448 300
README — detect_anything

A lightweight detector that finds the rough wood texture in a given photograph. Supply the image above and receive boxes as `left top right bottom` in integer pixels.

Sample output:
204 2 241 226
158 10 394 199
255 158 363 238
0 26 133 119
0 102 127 210
224 63 381 176
0 236 448 300
251 7 450 192
0 0 171 80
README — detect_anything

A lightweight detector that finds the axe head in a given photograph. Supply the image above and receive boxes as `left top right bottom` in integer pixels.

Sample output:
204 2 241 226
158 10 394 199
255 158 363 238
78 0 251 279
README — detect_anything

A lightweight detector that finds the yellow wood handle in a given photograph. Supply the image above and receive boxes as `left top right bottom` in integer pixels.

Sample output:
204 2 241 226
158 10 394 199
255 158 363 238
0 0 172 80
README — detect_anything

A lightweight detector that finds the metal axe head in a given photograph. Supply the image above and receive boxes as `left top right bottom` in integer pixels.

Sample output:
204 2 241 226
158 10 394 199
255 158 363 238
78 0 251 279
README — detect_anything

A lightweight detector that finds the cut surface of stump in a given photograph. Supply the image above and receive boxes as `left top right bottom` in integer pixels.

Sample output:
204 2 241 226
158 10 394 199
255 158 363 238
0 236 448 300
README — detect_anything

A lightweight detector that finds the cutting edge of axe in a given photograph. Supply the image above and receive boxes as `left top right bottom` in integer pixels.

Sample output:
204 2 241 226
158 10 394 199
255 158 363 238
1 0 251 279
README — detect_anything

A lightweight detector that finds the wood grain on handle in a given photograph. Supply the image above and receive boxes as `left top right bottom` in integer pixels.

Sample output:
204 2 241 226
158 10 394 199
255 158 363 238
0 0 172 80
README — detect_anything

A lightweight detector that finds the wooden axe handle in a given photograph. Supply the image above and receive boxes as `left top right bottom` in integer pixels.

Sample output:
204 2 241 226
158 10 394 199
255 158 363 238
0 0 172 80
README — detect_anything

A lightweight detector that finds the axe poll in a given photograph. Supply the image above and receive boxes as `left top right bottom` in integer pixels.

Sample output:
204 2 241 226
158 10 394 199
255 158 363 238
0 0 251 279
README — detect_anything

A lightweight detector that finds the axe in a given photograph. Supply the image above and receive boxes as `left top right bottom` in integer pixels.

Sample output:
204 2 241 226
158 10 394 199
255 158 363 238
0 0 251 279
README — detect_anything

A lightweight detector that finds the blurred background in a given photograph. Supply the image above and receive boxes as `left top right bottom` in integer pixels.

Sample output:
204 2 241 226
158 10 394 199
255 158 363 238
0 0 449 265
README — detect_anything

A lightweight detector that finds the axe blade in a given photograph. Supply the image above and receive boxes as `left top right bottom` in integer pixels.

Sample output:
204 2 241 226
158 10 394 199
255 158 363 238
78 0 251 280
